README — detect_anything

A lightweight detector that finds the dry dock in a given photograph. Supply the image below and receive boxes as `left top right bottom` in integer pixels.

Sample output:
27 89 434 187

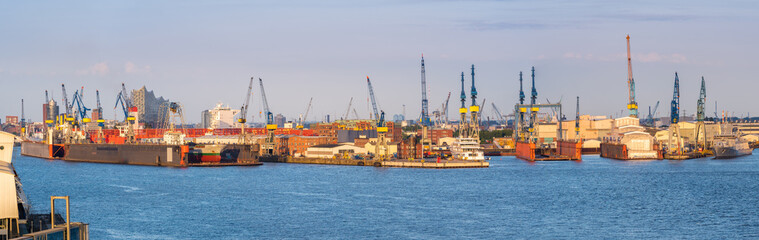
261 156 489 168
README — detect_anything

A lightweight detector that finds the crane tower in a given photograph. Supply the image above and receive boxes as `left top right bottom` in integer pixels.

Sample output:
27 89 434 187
420 54 431 126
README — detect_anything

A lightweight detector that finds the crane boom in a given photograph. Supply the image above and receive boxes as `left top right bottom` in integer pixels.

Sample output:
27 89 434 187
491 103 505 124
696 77 706 122
259 78 273 125
366 76 380 121
120 83 132 108
626 35 638 117
238 77 254 124
443 92 450 124
344 97 353 120
420 54 431 126
61 84 71 115
299 97 313 128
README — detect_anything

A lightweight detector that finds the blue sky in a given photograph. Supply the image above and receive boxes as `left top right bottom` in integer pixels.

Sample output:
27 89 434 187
1 0 757 123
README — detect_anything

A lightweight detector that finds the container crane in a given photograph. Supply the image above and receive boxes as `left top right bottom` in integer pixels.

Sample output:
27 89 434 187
420 54 431 126
626 35 639 118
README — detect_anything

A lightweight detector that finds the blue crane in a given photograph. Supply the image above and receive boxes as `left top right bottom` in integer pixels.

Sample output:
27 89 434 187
70 87 91 123
114 83 135 122
671 72 680 124
420 54 431 126
470 65 478 107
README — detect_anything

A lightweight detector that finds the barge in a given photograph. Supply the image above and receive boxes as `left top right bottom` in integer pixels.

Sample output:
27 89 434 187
21 141 261 167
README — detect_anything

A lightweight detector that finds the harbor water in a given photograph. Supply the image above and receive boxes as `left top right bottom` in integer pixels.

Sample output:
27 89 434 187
12 147 759 239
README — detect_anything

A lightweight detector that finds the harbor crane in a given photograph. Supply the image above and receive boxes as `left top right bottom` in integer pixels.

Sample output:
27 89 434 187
695 77 707 150
344 97 353 120
491 103 506 125
70 87 91 124
459 72 468 138
238 77 254 144
626 35 639 118
420 54 431 126
668 72 682 155
366 76 387 160
645 101 660 126
61 84 71 117
518 71 526 141
469 65 480 141
95 90 105 126
20 99 25 136
298 97 312 129
575 96 580 139
114 83 134 122
442 92 450 125
259 78 276 155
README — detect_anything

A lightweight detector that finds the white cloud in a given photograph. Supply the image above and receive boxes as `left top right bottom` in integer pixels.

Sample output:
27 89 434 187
76 62 109 76
124 61 151 74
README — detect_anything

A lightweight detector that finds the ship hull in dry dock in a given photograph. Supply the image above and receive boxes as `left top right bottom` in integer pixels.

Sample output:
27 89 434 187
600 142 661 160
20 141 260 167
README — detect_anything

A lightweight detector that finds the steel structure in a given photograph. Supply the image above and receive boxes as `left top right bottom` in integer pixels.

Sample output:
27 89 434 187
459 72 468 138
491 103 506 125
298 97 313 129
238 77 254 125
575 96 580 139
442 92 450 124
420 54 431 126
70 88 91 124
61 84 71 116
344 97 353 120
626 35 639 118
469 65 480 140
366 76 380 121
518 71 526 141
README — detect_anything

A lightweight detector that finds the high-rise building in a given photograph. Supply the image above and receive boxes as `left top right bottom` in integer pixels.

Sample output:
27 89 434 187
131 86 169 128
200 103 240 129
274 114 286 128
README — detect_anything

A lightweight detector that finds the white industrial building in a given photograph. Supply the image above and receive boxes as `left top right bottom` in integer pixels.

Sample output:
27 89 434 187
200 103 240 129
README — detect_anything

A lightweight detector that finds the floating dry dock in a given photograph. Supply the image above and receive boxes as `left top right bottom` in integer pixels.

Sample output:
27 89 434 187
261 156 489 168
515 141 582 161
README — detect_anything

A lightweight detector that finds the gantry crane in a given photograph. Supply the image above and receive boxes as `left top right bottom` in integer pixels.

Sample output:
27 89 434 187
238 77 254 144
626 35 639 118
61 84 72 121
70 87 91 125
259 78 276 155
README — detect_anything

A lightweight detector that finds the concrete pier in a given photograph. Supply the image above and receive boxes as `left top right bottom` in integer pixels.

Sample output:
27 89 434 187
261 156 489 168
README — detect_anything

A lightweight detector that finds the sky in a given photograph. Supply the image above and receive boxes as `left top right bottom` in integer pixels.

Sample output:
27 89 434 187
1 0 758 124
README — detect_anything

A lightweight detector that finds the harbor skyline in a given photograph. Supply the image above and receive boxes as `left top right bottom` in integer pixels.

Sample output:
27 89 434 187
1 0 758 122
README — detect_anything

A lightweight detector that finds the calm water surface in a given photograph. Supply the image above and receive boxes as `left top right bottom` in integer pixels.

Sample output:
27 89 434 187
12 147 759 239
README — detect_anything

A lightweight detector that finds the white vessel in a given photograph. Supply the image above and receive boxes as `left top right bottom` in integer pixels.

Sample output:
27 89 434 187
449 137 486 161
